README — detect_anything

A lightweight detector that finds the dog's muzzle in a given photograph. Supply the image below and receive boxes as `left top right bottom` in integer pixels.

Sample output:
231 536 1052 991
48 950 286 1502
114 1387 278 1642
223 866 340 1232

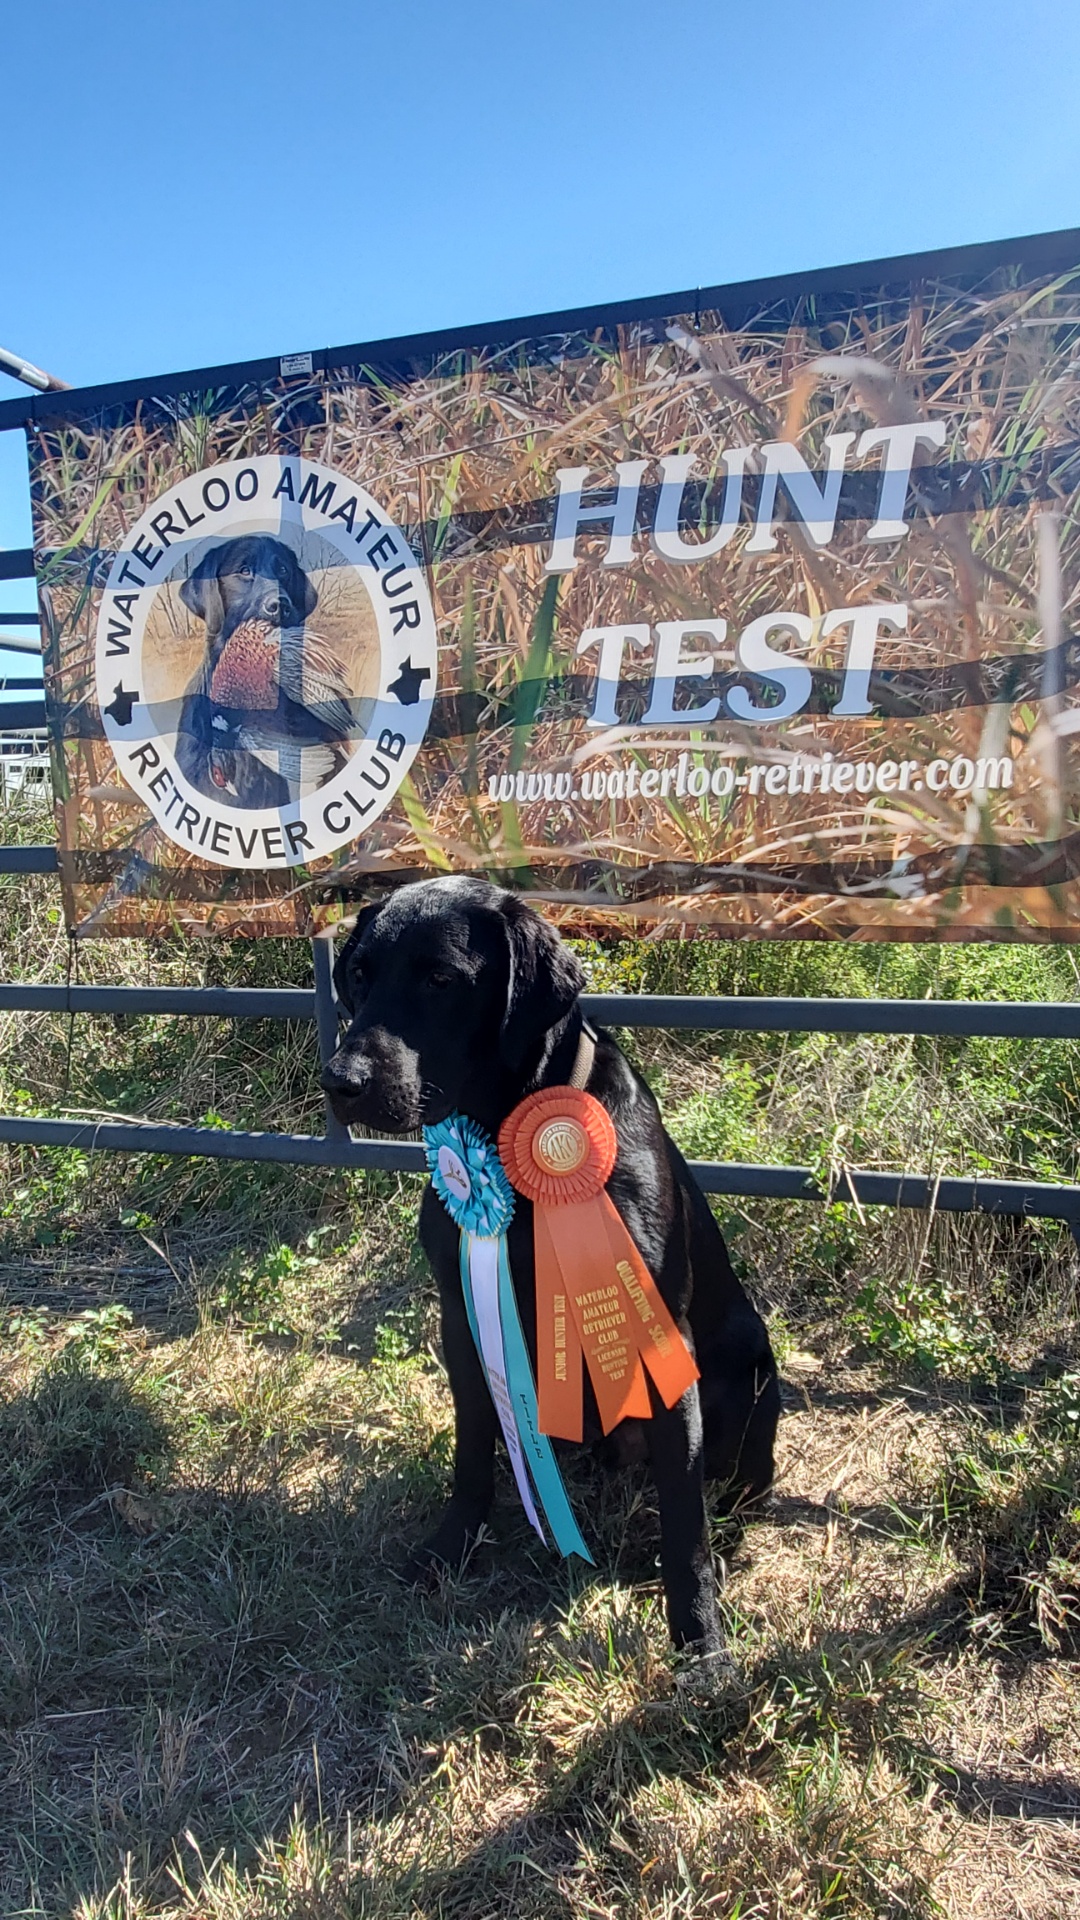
320 1029 426 1132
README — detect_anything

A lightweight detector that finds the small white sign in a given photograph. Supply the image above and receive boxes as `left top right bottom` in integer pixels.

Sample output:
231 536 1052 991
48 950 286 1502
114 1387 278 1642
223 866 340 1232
279 352 313 377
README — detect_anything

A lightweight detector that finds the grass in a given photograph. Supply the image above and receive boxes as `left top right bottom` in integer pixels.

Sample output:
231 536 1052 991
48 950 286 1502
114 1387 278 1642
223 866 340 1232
0 797 1079 1915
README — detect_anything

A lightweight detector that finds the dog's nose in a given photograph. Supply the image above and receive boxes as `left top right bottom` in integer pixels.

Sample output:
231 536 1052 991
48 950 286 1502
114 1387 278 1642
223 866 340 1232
261 587 294 625
320 1051 369 1098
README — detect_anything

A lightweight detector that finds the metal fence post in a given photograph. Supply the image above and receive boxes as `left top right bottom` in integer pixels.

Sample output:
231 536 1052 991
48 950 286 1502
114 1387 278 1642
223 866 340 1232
312 935 349 1143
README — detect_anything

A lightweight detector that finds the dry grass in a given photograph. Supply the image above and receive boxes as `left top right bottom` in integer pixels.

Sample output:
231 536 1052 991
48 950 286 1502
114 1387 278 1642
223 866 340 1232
0 1291 1078 1920
1 795 1080 1915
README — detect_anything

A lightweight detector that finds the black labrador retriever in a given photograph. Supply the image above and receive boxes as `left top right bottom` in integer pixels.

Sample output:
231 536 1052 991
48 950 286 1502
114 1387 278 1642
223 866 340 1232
176 535 318 807
322 876 780 1669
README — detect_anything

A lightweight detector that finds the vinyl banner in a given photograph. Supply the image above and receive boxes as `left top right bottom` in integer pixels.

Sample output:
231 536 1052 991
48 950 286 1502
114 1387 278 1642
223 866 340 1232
20 229 1080 938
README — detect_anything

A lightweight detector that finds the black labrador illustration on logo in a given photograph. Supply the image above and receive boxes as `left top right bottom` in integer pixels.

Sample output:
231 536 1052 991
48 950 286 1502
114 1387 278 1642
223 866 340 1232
175 535 364 808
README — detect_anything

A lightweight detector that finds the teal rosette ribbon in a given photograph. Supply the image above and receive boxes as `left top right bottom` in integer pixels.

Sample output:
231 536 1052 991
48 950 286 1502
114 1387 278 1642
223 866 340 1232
423 1114 592 1564
427 1113 514 1238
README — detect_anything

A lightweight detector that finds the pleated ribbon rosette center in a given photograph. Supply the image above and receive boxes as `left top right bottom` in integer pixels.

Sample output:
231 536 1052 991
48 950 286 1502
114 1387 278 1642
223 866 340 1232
498 1088 699 1441
422 1112 592 1562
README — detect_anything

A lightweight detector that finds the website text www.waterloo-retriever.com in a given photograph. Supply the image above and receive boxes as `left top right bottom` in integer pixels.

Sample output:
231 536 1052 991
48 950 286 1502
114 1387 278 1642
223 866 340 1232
487 750 1015 808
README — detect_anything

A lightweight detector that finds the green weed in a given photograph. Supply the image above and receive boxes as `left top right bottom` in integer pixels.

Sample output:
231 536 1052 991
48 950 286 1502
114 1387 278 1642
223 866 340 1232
847 1271 1001 1379
925 1370 1080 1649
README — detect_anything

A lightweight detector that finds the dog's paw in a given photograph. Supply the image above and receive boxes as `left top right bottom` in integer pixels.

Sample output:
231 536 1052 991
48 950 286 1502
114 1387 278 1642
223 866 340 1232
400 1523 489 1589
673 1645 743 1703
400 1546 445 1590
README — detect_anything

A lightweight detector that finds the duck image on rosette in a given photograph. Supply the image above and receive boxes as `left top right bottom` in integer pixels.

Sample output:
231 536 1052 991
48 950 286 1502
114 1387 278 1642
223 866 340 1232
149 531 378 809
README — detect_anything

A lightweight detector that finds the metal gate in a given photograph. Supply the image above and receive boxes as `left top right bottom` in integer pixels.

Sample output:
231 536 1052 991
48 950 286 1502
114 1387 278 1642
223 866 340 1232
3 540 1080 1228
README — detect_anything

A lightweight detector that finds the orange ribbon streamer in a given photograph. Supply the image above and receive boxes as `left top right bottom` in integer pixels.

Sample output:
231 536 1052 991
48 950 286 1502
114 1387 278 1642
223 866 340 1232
498 1088 699 1440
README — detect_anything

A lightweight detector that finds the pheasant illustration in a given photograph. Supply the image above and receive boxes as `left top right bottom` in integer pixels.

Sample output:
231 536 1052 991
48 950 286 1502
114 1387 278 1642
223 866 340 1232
200 619 369 805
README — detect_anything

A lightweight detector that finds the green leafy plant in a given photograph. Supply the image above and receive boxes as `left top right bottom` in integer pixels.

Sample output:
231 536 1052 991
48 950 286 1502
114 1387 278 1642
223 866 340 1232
211 1233 335 1337
62 1303 136 1367
847 1269 1001 1377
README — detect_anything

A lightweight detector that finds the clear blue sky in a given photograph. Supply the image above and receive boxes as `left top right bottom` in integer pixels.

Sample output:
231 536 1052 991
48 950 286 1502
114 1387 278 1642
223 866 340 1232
3 0 1080 663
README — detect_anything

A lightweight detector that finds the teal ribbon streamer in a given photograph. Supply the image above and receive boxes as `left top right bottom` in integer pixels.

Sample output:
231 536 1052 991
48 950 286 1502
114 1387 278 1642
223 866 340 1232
494 1236 593 1564
425 1112 593 1564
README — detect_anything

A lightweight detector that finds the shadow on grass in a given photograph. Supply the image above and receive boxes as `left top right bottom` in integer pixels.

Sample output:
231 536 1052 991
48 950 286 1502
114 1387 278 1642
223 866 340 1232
361 1620 956 1920
924 1758 1080 1822
0 1354 671 1915
2 1349 1076 1916
0 1161 429 1358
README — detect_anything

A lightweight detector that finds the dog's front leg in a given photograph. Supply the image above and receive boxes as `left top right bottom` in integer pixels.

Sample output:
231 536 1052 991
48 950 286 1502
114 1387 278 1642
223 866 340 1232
405 1282 498 1579
646 1383 725 1658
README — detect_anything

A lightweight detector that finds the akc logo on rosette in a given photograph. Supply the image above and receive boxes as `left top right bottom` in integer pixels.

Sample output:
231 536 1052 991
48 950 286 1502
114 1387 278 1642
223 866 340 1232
95 456 437 868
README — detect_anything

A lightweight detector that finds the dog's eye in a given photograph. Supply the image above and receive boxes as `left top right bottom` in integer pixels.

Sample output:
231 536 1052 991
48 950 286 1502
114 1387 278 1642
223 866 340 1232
426 969 454 990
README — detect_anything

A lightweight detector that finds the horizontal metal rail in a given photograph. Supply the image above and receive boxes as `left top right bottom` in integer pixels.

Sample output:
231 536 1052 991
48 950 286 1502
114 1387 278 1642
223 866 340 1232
0 700 46 728
0 1112 1074 1219
2 227 1076 437
0 828 1078 1221
0 848 57 872
583 993 1080 1039
0 1115 426 1173
1 976 1079 1038
0 983 318 1018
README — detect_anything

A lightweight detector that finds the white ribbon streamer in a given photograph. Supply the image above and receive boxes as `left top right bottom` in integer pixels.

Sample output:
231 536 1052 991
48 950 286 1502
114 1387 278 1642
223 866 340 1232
467 1235 547 1544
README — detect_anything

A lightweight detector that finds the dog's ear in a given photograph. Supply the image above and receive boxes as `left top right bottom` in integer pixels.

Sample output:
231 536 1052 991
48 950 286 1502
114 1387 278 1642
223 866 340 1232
180 549 225 635
499 895 585 1073
332 902 383 1016
285 548 318 621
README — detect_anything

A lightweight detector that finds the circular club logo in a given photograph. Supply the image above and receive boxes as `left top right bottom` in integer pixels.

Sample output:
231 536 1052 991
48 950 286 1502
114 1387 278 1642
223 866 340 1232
95 455 437 868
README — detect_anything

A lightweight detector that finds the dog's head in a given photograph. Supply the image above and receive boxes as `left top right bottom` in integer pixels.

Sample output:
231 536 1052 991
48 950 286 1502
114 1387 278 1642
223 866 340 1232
179 535 317 653
320 877 585 1132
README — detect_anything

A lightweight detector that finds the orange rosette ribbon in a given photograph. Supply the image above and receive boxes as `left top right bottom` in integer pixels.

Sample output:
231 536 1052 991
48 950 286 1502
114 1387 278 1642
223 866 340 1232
498 1088 699 1440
